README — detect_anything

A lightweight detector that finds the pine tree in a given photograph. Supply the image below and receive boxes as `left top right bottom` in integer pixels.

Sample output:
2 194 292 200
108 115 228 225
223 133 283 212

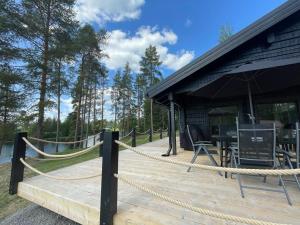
49 30 75 152
111 71 122 130
16 0 78 152
0 0 24 153
120 63 134 134
72 25 107 146
139 45 162 131
219 24 234 43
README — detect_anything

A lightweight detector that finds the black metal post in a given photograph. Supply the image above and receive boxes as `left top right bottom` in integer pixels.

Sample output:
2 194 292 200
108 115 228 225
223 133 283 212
9 132 27 195
99 129 105 157
159 127 163 139
149 128 152 142
100 131 119 225
169 92 177 155
132 128 136 147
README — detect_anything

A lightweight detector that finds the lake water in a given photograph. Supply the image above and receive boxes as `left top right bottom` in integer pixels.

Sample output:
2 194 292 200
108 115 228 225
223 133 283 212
0 135 99 165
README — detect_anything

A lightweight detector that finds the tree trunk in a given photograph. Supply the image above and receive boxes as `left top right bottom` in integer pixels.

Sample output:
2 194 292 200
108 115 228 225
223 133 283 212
74 57 85 148
92 81 97 145
37 1 51 156
55 60 61 152
122 100 126 136
85 87 92 148
80 82 88 147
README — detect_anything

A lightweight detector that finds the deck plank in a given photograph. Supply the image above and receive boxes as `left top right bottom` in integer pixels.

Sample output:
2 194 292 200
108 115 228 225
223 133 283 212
17 138 300 225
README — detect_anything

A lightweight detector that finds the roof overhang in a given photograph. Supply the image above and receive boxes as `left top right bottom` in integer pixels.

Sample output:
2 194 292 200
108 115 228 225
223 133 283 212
147 0 300 99
192 57 300 99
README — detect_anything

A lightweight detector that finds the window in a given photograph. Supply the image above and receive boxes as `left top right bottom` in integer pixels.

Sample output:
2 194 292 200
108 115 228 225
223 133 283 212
208 106 238 135
256 102 298 129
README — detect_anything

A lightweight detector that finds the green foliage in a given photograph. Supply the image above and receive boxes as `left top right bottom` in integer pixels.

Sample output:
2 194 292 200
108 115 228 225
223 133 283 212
139 45 162 87
219 24 234 43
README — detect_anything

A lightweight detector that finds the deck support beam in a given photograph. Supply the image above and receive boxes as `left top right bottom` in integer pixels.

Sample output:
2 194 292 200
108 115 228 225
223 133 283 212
100 131 119 225
169 92 176 155
9 132 27 195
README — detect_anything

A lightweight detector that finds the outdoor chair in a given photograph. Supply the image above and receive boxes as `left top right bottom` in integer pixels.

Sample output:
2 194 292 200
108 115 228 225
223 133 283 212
186 124 222 176
276 123 300 190
230 119 292 205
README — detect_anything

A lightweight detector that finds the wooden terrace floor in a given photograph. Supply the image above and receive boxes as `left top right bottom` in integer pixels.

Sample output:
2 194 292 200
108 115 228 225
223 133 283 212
17 138 300 225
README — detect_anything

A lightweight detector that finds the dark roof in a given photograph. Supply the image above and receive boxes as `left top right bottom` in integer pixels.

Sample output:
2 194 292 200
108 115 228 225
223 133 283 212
147 0 300 98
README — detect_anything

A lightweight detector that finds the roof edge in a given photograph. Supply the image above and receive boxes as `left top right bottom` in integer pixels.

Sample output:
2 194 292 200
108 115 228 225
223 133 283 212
147 0 300 98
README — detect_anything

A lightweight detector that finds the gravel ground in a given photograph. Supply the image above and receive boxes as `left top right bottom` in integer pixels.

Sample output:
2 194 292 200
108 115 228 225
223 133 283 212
0 204 79 225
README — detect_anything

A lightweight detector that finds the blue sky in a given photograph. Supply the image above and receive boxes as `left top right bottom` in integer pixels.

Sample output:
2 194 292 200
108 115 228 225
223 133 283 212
53 0 287 120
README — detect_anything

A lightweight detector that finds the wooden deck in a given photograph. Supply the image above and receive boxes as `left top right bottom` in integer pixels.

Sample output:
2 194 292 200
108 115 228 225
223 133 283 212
17 138 300 225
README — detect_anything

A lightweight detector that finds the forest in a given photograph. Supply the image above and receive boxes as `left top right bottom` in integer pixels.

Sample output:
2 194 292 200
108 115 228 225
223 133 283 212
0 0 169 153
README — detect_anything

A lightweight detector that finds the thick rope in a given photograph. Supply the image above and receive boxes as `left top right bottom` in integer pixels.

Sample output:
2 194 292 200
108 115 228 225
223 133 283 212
115 140 300 176
136 129 150 135
20 158 101 180
23 137 102 158
120 130 134 140
115 174 285 225
28 133 100 145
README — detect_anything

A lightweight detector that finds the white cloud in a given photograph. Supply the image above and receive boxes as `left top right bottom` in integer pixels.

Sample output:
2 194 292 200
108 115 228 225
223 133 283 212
103 26 194 73
75 0 145 25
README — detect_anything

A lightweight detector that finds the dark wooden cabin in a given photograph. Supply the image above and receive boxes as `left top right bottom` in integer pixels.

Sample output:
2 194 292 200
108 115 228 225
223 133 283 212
146 0 300 154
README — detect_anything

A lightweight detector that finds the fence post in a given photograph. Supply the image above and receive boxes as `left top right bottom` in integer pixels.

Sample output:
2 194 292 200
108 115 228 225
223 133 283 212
9 132 27 195
132 128 136 147
100 131 119 225
160 127 163 139
149 128 152 142
99 129 105 157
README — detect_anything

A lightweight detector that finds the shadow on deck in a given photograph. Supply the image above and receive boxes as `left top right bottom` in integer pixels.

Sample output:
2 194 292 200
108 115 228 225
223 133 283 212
17 138 300 225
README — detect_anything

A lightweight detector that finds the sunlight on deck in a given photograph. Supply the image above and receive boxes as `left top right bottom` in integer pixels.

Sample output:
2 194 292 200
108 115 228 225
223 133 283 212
17 138 300 225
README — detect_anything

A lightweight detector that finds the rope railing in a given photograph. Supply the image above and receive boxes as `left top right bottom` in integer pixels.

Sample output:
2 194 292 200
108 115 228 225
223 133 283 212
115 174 285 225
119 130 133 140
20 158 101 180
23 137 102 159
115 140 300 176
28 132 101 145
136 129 150 135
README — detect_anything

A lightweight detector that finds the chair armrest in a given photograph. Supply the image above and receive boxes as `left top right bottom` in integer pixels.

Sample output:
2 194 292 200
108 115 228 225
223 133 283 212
194 143 213 147
194 141 211 144
276 148 295 159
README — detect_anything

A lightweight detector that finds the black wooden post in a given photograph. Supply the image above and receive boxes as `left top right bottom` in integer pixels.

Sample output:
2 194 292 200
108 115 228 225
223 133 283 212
9 132 27 195
149 128 152 142
100 131 119 225
99 129 105 157
132 128 136 147
159 127 163 139
169 92 177 155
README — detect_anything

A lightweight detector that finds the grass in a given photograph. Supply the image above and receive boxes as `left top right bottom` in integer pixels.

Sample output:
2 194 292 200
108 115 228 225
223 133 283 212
0 132 167 221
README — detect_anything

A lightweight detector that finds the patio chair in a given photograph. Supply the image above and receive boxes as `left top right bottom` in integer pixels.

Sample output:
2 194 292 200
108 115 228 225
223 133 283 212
186 124 222 176
231 118 292 205
276 125 300 190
